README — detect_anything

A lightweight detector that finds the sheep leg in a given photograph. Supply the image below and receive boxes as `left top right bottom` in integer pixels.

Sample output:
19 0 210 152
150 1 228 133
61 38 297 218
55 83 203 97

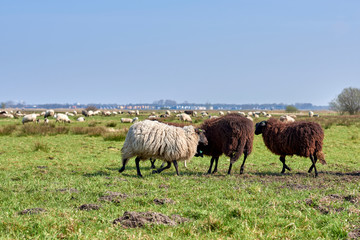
173 160 180 176
227 162 233 175
309 154 318 177
207 157 215 174
308 154 318 173
240 152 248 174
119 160 127 173
212 157 219 174
279 156 291 174
150 158 156 169
135 157 143 177
153 161 171 174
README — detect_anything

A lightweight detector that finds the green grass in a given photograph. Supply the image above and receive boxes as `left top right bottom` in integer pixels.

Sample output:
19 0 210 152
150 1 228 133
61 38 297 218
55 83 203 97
0 113 359 239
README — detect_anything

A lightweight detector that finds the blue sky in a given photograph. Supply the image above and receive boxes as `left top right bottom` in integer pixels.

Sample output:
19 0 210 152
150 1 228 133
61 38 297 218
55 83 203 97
1 1 359 105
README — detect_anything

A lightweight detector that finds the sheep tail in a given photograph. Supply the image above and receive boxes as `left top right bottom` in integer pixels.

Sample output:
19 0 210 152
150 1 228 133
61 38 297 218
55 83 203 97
316 151 326 165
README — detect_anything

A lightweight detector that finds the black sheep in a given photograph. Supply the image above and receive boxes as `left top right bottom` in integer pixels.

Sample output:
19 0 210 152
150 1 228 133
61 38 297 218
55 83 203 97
255 118 326 177
196 113 254 174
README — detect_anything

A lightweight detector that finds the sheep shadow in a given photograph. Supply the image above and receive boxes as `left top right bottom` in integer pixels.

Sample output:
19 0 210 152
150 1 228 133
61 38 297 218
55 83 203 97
83 171 111 177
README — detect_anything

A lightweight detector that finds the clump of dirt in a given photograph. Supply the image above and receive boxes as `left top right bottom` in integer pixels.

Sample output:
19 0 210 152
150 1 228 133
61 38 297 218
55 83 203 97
154 198 176 205
57 188 79 193
98 191 128 203
281 183 311 190
113 211 189 228
348 226 360 239
159 184 170 189
344 195 360 204
19 208 46 215
78 204 101 211
37 166 48 169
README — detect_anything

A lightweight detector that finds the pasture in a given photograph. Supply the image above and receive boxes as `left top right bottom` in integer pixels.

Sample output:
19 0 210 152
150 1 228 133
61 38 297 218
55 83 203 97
0 111 359 239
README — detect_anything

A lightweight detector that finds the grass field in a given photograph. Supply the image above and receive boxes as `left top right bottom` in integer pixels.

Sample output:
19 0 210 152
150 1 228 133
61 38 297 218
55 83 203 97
0 112 359 239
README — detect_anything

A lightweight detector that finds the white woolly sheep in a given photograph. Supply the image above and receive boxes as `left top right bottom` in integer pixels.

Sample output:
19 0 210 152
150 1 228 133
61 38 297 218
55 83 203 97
55 113 71 123
219 111 224 116
279 115 295 123
309 111 314 117
73 110 77 116
121 117 138 123
77 117 85 122
238 112 246 117
22 114 38 124
179 113 192 122
165 110 171 115
44 109 55 118
119 120 208 177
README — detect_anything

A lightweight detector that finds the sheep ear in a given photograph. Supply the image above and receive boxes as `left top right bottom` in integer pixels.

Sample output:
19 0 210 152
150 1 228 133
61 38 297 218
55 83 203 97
259 121 266 127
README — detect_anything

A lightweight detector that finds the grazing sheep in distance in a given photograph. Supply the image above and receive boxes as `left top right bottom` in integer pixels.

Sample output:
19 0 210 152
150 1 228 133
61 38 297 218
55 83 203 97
77 117 85 122
22 114 38 124
246 116 253 122
179 113 192 122
219 111 224 116
73 110 77 116
121 117 138 123
55 113 71 123
309 111 314 117
279 115 295 123
44 109 55 118
165 110 171 115
196 114 254 175
255 118 326 177
238 112 246 117
119 120 208 177
82 110 89 117
44 118 49 124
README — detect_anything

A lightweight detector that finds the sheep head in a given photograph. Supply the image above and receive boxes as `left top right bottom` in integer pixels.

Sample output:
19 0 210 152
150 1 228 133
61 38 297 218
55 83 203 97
255 121 267 135
195 128 208 146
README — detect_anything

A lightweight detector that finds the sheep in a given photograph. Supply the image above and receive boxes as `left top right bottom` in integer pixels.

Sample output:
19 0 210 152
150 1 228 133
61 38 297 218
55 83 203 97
44 118 49 124
66 112 75 116
246 116 253 122
22 114 38 124
77 117 85 122
147 120 193 170
219 111 224 116
128 110 136 115
82 110 89 117
184 110 194 116
104 111 111 116
238 112 246 117
135 110 140 116
44 109 55 118
148 115 158 120
179 113 192 122
195 114 254 175
55 113 71 123
165 110 171 115
119 120 208 177
0 113 14 119
88 110 94 116
279 115 295 123
309 111 314 117
255 118 326 177
121 117 138 123
73 110 77 116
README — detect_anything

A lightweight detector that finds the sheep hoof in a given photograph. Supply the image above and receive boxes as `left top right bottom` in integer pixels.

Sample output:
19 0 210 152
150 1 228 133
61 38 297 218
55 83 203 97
119 167 125 173
138 174 143 178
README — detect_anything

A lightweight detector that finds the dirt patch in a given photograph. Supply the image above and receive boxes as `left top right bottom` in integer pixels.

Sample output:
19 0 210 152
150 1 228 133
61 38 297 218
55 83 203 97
305 197 346 214
344 195 360 204
113 211 189 228
37 166 48 169
280 183 311 190
159 184 170 189
154 198 176 205
348 226 360 239
78 204 101 211
57 188 79 193
98 191 128 203
19 208 46 215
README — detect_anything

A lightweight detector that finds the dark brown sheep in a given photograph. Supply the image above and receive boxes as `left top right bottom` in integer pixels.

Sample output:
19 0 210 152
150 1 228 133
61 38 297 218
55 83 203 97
255 118 326 177
196 113 254 174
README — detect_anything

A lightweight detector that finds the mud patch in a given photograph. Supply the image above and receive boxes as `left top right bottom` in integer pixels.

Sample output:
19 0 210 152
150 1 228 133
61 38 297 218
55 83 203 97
113 211 188 228
37 166 48 169
98 191 128 203
78 204 101 211
19 208 46 215
154 198 176 205
57 188 79 193
348 226 360 239
305 197 345 214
